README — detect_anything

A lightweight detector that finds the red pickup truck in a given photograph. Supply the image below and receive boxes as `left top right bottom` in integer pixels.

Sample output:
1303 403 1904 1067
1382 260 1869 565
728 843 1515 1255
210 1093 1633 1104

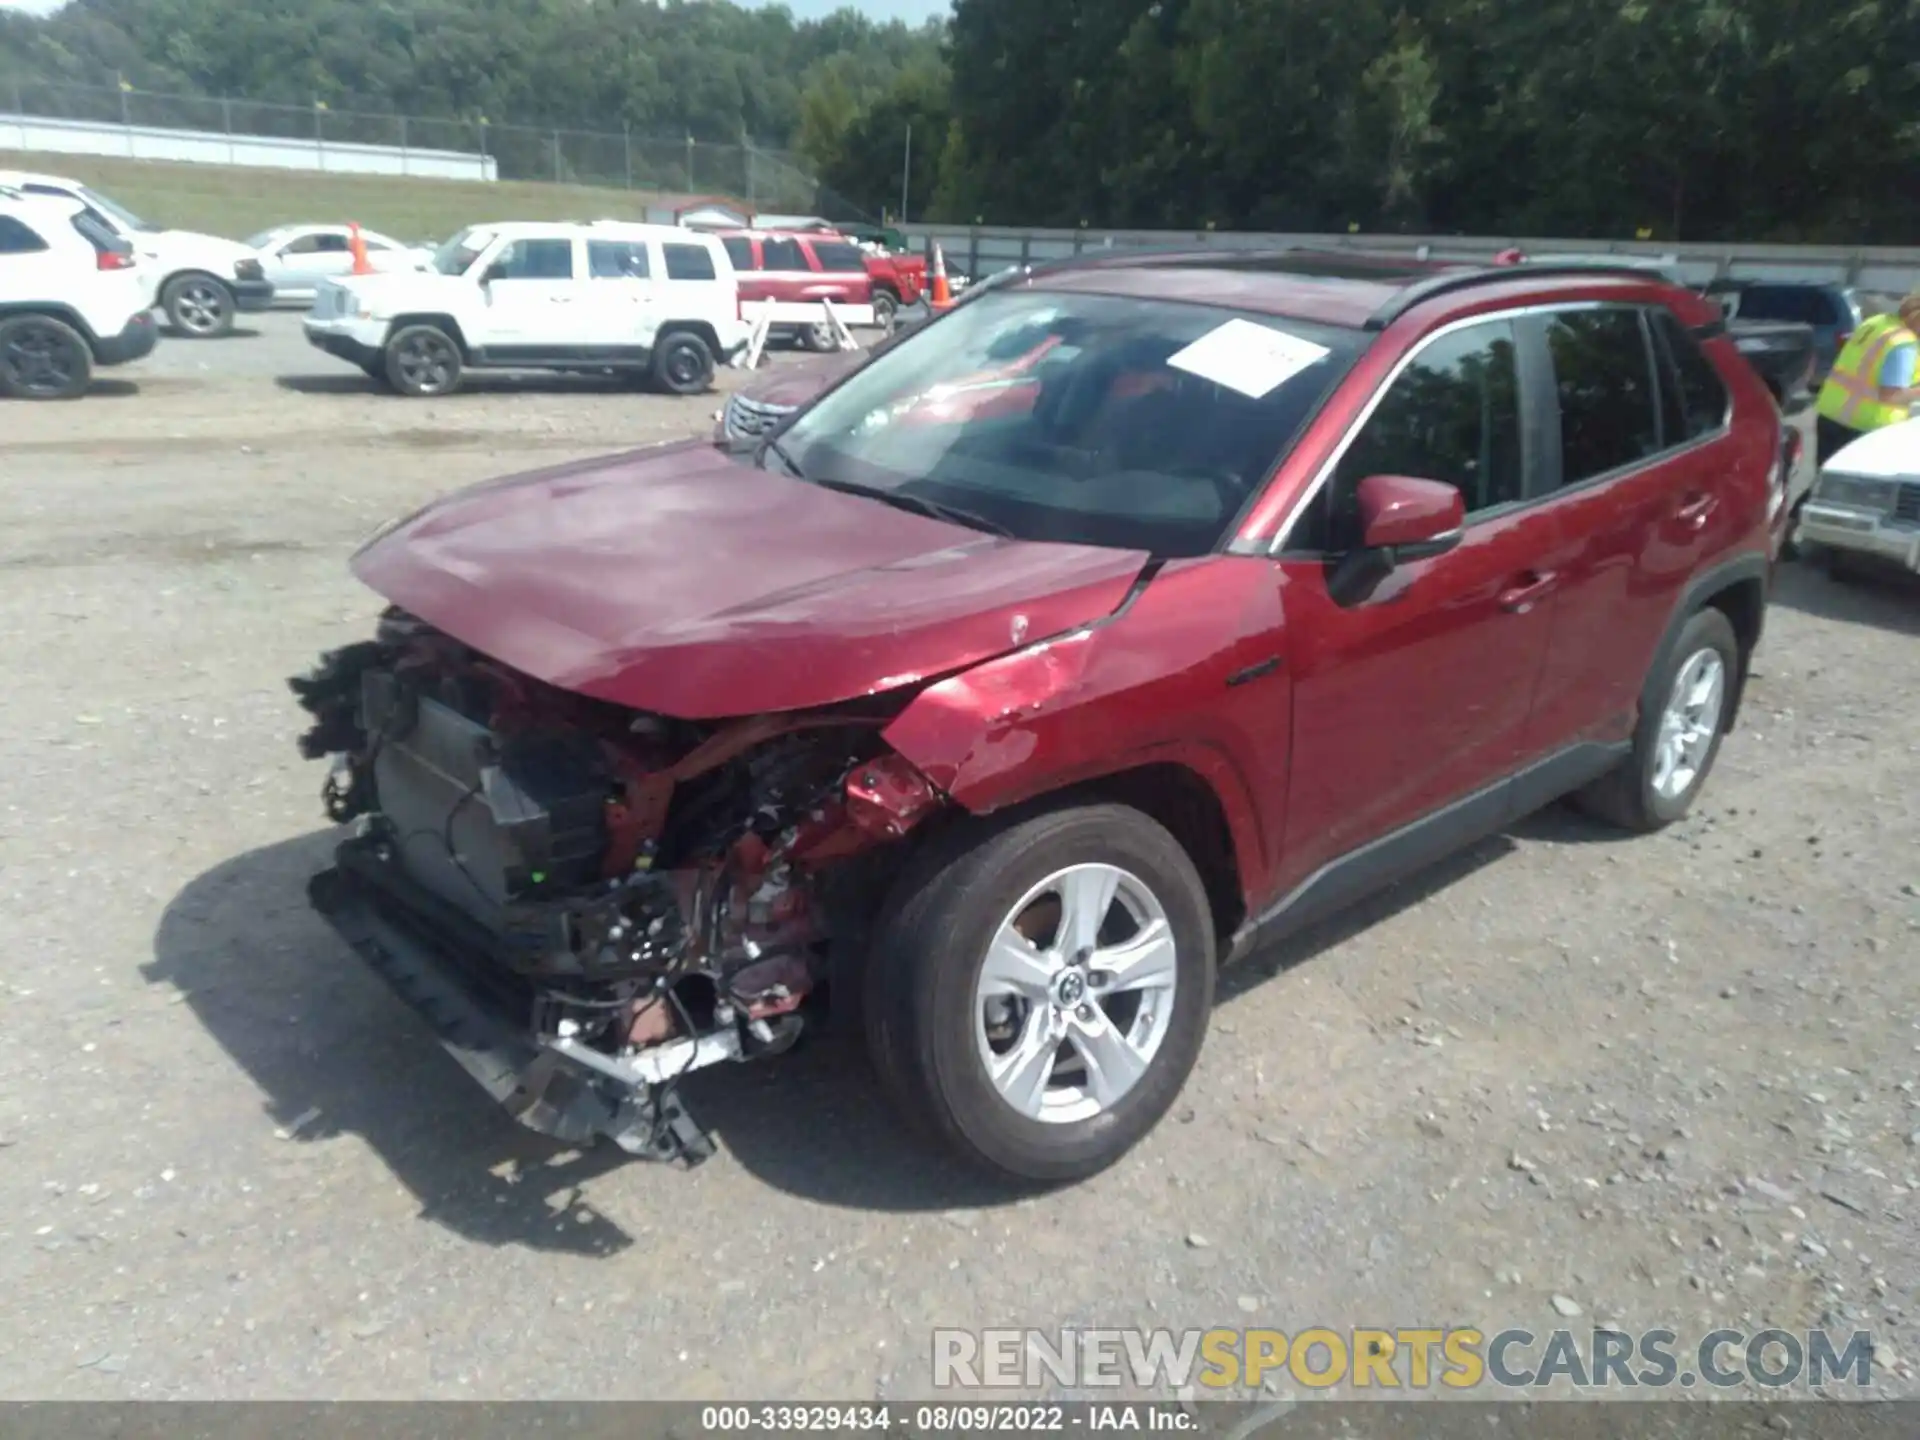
716 230 877 349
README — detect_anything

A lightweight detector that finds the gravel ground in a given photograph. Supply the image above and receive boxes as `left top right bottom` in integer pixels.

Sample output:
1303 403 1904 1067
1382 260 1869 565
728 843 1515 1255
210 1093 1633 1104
2 313 1918 1403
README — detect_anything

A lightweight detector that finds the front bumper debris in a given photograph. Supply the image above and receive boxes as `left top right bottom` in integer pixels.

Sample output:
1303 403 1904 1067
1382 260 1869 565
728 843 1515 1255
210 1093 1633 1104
308 858 717 1164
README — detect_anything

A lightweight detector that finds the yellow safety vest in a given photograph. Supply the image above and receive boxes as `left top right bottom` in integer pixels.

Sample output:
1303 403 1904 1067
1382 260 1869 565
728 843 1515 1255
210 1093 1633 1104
1817 313 1916 431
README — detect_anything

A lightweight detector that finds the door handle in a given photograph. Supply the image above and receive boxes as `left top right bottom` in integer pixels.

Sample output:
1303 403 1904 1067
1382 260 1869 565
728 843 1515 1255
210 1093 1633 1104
548 295 574 304
1498 571 1559 614
1674 492 1718 530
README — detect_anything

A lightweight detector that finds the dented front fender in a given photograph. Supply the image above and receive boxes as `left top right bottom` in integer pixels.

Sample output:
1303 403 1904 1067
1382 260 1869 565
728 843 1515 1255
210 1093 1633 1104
881 557 1292 912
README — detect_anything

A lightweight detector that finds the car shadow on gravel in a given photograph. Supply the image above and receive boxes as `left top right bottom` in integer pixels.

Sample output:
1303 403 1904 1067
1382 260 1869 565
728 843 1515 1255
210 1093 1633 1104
1768 557 1920 636
149 830 641 1257
152 823 1539 1228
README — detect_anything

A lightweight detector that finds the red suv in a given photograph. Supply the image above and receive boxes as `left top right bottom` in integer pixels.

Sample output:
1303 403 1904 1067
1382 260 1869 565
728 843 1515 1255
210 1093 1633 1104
716 229 877 349
293 253 1787 1184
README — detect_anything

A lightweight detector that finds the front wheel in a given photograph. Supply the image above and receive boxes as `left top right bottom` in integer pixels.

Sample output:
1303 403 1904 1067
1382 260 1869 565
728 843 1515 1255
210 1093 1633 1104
1575 607 1739 832
0 314 94 399
161 273 236 338
866 804 1215 1184
383 324 463 397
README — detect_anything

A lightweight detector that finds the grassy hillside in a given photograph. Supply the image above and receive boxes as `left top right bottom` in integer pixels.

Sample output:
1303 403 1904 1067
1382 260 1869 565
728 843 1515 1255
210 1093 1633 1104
0 151 686 243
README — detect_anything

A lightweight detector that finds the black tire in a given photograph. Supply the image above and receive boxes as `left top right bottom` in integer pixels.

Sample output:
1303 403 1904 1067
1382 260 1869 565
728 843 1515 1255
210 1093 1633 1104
1780 492 1810 562
0 314 94 400
652 330 714 395
161 272 236 338
872 289 899 335
800 321 837 353
865 803 1215 1185
1575 607 1740 833
383 324 463 398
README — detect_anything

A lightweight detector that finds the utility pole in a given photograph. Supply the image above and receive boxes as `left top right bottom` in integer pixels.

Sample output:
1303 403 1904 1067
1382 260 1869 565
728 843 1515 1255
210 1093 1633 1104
900 122 913 226
685 134 695 192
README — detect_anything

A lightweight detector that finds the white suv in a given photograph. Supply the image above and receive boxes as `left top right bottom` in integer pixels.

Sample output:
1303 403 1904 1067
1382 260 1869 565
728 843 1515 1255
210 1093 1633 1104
0 169 273 339
0 191 158 399
302 221 751 397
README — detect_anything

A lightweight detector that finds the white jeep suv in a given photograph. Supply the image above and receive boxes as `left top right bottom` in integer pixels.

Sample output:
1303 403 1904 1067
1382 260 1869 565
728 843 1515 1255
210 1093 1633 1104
303 221 751 397
0 191 159 399
0 169 273 339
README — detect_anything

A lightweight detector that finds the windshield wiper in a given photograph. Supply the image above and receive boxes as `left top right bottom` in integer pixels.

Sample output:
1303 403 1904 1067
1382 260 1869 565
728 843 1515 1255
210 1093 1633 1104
812 478 1013 539
760 434 807 481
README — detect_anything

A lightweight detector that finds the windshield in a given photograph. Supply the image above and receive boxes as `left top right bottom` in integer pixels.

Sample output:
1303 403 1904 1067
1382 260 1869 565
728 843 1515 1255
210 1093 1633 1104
244 229 284 250
79 185 156 233
775 288 1363 555
431 227 490 276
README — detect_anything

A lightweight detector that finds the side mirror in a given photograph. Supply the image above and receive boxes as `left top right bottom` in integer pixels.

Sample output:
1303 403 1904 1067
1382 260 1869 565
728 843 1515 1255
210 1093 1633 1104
1356 474 1465 565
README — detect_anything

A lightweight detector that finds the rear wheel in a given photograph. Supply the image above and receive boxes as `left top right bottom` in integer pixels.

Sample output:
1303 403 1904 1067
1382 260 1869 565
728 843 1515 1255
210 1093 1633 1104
800 321 837 353
871 289 899 335
0 314 92 401
383 324 463 397
652 331 714 395
0 314 93 400
1576 607 1739 832
866 804 1214 1184
161 273 236 338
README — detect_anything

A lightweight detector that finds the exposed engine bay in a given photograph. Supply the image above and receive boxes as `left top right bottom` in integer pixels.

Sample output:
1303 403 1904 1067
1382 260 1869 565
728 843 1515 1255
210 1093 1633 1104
291 607 946 1163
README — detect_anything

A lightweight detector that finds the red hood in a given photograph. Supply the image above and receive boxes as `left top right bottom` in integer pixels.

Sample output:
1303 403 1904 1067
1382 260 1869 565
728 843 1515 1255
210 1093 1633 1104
352 441 1149 720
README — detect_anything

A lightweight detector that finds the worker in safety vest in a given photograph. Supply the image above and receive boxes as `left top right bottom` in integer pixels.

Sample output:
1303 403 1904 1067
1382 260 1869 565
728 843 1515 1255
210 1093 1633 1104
1815 292 1920 465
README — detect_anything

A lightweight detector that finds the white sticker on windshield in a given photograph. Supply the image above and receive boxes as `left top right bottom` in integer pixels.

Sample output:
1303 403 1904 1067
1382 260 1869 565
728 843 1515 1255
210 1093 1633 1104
1166 319 1331 399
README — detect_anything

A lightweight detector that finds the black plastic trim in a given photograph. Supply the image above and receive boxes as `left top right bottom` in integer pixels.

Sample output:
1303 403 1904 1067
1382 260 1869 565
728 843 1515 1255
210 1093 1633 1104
1224 740 1629 963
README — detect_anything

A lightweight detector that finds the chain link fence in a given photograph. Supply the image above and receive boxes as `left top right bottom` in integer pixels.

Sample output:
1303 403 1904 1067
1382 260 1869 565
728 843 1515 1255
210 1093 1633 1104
2 77 855 216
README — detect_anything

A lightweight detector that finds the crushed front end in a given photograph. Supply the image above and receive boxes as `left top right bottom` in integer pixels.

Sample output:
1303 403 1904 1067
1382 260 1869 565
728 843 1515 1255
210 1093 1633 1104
291 608 945 1163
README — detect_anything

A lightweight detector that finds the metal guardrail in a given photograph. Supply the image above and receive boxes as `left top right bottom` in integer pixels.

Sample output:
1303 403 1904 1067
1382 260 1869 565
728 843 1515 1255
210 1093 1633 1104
901 225 1920 296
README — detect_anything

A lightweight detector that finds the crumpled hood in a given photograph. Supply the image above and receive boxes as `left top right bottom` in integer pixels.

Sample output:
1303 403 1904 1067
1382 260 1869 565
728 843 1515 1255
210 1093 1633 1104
352 441 1150 719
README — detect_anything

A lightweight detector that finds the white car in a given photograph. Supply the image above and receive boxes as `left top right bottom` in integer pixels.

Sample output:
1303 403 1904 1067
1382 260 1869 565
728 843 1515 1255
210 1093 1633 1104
303 220 752 397
0 190 159 399
246 223 432 305
1797 417 1920 579
0 168 273 338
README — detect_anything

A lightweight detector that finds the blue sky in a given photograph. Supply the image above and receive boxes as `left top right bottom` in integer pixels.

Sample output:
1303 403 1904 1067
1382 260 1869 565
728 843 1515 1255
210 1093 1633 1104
0 0 955 17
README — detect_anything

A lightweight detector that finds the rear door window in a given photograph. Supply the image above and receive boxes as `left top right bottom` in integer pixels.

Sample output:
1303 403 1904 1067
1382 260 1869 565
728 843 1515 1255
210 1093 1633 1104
813 241 868 273
1544 308 1660 485
0 215 50 254
663 243 718 282
1650 310 1730 442
588 240 650 279
761 238 807 272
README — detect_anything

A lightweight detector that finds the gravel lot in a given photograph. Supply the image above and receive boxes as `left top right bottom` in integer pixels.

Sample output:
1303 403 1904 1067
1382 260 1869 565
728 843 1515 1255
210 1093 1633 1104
2 313 1918 1402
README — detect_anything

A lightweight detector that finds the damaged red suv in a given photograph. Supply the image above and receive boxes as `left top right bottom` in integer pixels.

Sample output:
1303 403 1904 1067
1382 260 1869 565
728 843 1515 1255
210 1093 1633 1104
294 252 1787 1183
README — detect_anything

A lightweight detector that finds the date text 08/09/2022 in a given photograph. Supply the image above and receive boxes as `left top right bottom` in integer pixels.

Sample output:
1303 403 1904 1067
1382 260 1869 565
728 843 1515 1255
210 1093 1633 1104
699 1405 1196 1433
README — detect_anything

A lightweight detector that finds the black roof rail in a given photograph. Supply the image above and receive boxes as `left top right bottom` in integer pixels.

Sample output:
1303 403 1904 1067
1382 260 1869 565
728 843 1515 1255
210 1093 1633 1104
1364 260 1676 330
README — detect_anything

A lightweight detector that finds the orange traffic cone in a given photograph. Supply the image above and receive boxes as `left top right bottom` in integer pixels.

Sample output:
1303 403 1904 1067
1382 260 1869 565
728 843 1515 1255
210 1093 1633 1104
349 222 374 276
929 242 953 309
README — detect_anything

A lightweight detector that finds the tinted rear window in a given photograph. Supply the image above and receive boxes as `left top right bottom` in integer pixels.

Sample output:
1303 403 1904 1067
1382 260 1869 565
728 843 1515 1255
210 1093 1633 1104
814 241 867 273
0 215 50 254
721 236 755 271
664 243 718 281
1546 308 1660 485
1651 310 1730 442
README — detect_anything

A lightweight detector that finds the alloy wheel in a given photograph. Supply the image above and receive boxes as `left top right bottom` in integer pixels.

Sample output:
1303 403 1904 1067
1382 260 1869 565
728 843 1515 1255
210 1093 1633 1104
171 280 230 336
974 863 1178 1124
2 320 83 397
1651 647 1726 801
394 332 457 393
